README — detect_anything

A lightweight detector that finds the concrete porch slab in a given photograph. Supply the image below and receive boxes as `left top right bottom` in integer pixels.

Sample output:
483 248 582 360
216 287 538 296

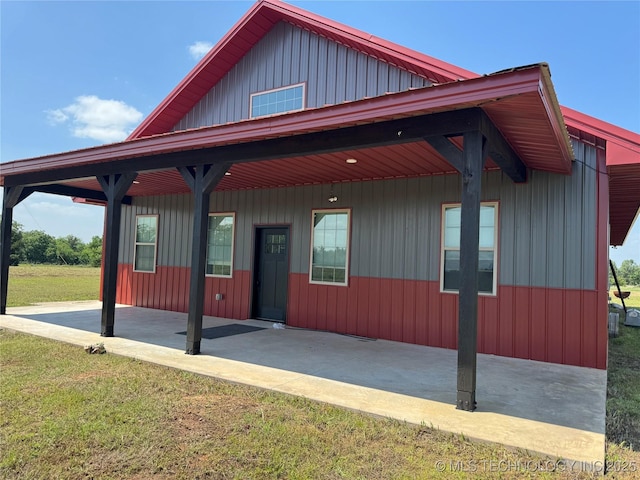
1 301 606 467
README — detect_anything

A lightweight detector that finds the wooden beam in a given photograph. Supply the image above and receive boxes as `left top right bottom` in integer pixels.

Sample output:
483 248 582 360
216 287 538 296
31 184 132 205
178 163 230 354
424 135 464 173
3 110 489 188
478 110 527 183
456 130 485 412
425 110 525 183
97 173 137 336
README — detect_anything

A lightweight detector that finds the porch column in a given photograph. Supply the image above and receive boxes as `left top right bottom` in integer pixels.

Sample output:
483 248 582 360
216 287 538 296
178 163 230 355
456 131 486 411
0 186 33 314
97 173 137 336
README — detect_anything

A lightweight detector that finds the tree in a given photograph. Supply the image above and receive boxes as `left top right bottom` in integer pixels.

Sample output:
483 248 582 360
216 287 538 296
21 230 57 264
10 221 24 266
619 259 640 286
54 235 85 265
0 218 25 265
80 236 103 267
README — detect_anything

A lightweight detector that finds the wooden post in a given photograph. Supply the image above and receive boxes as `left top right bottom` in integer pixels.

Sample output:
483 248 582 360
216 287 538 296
0 186 33 314
178 163 230 354
97 173 137 336
456 130 485 411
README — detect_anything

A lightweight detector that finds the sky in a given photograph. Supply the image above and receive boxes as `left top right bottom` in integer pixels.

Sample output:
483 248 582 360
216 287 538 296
1 0 639 264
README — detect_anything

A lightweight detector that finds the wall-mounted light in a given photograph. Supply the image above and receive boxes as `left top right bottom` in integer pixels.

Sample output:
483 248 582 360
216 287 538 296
132 180 140 184
224 172 231 176
345 158 358 164
328 185 338 203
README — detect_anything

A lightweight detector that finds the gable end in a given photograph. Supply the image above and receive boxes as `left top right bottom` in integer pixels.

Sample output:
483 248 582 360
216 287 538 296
173 22 431 131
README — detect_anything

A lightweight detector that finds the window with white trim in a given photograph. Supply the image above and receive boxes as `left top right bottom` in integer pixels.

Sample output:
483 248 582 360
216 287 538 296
250 83 305 118
134 215 158 273
310 209 350 285
206 213 235 277
441 203 498 295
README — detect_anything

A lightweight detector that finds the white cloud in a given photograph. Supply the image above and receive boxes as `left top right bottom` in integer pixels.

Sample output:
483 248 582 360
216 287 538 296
189 41 213 60
45 95 143 143
46 109 69 124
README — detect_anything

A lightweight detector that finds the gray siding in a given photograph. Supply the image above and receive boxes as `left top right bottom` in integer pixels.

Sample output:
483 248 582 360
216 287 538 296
120 141 597 290
174 22 431 130
497 139 597 288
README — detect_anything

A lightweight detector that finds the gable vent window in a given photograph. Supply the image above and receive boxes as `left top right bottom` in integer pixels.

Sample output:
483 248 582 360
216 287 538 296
250 83 305 118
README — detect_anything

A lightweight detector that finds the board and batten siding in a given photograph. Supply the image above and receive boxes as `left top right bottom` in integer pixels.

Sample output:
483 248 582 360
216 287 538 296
118 139 597 289
116 140 605 368
173 21 431 131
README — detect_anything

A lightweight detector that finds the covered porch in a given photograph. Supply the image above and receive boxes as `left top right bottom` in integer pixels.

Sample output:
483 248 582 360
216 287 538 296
0 300 606 467
0 64 577 412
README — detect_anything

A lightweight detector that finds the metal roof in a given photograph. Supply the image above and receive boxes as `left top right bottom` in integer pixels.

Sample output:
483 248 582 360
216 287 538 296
127 0 477 140
562 106 640 246
1 0 638 245
1 65 572 189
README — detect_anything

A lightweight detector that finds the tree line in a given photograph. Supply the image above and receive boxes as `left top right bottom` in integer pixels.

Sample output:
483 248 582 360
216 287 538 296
9 221 102 267
5 218 639 282
610 259 640 287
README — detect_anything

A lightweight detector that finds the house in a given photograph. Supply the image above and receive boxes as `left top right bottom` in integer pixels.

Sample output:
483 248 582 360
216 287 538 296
1 0 639 411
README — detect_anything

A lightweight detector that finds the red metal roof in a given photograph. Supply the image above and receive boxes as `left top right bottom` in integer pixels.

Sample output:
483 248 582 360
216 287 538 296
1 65 570 184
562 106 640 245
127 0 477 140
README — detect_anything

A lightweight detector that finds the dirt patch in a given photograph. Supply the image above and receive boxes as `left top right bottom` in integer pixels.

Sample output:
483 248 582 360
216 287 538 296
172 393 261 441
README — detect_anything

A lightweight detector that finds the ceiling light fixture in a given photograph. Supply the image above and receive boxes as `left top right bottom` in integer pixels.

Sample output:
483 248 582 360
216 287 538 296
346 158 357 164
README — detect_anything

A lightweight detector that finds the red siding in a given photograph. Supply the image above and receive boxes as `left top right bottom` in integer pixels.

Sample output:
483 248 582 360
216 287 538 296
115 264 607 368
116 264 250 318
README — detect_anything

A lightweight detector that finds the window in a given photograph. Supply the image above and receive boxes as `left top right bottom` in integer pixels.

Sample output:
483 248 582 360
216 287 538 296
250 83 305 118
265 233 287 255
134 215 158 273
441 203 498 295
206 213 235 277
310 209 350 285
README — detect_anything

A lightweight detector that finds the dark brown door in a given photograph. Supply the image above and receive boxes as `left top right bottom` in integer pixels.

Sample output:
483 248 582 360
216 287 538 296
252 227 289 322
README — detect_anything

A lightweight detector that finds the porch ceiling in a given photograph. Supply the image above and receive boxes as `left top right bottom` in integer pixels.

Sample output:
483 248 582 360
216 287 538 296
0 64 573 197
61 139 491 196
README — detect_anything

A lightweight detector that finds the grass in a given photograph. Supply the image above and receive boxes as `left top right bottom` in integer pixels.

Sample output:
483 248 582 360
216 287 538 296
6 264 100 307
0 330 603 480
2 265 640 478
609 285 640 309
607 286 640 457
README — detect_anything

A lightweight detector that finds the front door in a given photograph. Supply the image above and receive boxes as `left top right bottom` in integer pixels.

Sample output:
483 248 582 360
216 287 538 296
252 227 289 322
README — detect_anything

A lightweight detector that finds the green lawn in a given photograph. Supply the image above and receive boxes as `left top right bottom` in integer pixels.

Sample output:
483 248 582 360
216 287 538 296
2 265 640 478
0 330 606 480
6 264 101 307
610 285 640 309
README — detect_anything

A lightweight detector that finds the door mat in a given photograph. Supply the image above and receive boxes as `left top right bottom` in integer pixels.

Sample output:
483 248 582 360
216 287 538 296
177 324 266 340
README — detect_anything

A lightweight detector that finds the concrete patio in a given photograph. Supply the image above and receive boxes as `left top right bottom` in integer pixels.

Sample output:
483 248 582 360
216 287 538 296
0 301 606 467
